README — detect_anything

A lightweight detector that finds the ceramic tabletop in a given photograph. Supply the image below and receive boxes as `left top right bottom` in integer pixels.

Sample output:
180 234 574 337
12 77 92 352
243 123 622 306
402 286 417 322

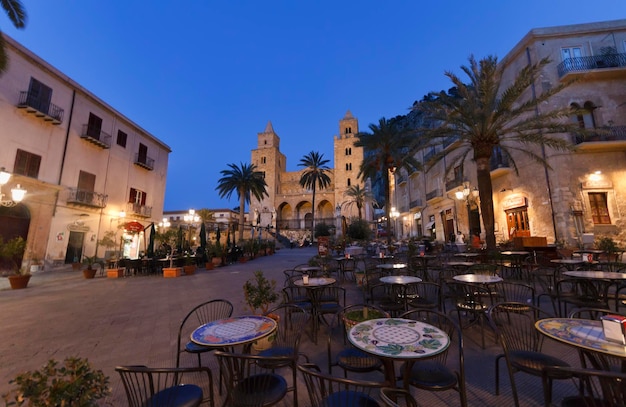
453 274 503 284
293 277 336 287
380 275 422 285
535 318 626 359
191 315 277 347
563 271 626 280
348 318 450 359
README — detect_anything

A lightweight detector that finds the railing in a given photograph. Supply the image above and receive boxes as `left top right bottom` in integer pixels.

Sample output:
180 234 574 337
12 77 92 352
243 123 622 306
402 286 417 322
126 202 152 218
396 173 407 184
557 53 626 77
426 188 443 201
409 199 422 208
134 153 155 170
276 217 336 231
443 135 460 149
490 154 510 171
67 187 108 208
573 125 626 144
445 178 462 191
81 124 111 148
17 91 64 123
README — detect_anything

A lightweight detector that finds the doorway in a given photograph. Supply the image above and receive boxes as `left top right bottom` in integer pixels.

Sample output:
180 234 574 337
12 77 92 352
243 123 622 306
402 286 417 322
65 231 85 264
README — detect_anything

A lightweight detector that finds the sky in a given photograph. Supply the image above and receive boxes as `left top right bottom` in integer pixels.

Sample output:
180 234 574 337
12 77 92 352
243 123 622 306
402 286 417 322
3 1 624 211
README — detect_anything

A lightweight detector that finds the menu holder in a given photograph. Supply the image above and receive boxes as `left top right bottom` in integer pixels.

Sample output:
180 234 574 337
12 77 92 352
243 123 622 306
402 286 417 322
601 314 626 345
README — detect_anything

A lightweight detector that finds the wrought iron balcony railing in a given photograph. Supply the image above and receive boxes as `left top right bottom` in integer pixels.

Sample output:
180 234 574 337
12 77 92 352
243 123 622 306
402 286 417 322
445 177 463 191
134 154 155 171
67 187 108 208
557 53 626 77
80 124 111 149
126 202 152 218
410 199 423 208
17 91 64 124
426 188 443 201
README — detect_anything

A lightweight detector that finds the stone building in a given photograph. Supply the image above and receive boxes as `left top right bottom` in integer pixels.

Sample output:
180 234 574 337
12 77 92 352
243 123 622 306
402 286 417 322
392 19 626 248
0 34 170 269
249 111 372 241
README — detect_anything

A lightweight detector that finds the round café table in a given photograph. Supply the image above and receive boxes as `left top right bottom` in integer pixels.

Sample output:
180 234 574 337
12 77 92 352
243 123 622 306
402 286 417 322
376 263 408 275
453 274 503 284
191 315 277 348
380 275 422 285
348 318 450 386
551 259 585 270
563 270 626 281
293 277 336 287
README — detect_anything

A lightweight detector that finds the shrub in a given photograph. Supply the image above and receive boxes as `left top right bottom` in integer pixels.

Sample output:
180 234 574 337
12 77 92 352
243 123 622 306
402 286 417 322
347 219 371 241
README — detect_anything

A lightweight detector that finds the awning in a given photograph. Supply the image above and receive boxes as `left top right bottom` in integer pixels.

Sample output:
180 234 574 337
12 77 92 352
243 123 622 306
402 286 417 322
425 221 435 229
124 221 145 233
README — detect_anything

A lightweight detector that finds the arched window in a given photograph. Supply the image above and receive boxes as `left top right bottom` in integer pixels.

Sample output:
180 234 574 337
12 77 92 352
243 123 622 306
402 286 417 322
347 178 351 186
345 147 352 156
345 163 352 171
344 127 352 134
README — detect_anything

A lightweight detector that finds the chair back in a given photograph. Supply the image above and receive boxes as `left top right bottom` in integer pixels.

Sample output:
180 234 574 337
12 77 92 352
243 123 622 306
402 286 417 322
469 263 498 276
494 281 536 307
297 363 384 406
488 302 552 354
405 281 442 311
116 365 214 407
380 387 419 407
542 366 626 407
263 303 310 354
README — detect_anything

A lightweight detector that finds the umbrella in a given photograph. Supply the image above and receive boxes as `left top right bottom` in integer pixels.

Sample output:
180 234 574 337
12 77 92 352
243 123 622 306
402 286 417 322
176 226 183 253
226 225 231 248
199 222 207 249
147 223 155 258
216 226 221 245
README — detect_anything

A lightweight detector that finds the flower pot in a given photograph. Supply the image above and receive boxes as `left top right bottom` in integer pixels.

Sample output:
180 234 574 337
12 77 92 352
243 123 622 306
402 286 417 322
342 308 387 333
183 265 196 275
211 257 222 267
163 267 181 278
82 268 97 279
106 268 124 278
205 262 214 270
8 274 31 289
72 262 82 271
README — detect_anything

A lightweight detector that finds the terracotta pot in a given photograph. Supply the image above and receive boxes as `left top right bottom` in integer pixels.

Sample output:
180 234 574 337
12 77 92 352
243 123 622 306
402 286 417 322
163 267 181 278
106 268 124 278
205 262 214 270
82 268 97 279
183 265 196 275
8 274 31 289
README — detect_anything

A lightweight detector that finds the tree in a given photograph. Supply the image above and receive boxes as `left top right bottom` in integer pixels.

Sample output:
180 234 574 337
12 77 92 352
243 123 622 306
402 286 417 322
342 184 377 220
216 162 268 242
0 0 27 74
419 55 580 250
298 151 331 241
354 117 421 244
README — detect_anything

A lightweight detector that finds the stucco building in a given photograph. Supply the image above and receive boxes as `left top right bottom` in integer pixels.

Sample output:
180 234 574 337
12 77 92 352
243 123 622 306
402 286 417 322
0 34 171 270
392 19 626 248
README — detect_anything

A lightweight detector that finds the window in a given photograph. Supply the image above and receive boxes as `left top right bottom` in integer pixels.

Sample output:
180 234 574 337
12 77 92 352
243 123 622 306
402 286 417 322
137 143 148 164
347 178 351 187
345 148 352 156
588 192 611 224
117 130 127 148
129 188 146 206
561 46 582 61
14 149 41 178
453 165 463 182
87 113 102 139
571 102 596 129
345 163 352 171
27 77 52 114
261 157 266 164
77 171 95 192
345 127 352 134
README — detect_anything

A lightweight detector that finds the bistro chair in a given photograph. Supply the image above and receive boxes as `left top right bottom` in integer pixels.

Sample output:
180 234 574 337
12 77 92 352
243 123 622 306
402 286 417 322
542 366 626 407
313 286 346 339
379 387 419 407
556 278 611 318
367 283 405 317
116 365 215 407
404 281 442 311
488 302 572 407
214 351 291 407
446 281 494 349
492 281 536 309
327 305 389 379
176 299 234 368
257 304 311 407
399 309 468 407
298 363 385 407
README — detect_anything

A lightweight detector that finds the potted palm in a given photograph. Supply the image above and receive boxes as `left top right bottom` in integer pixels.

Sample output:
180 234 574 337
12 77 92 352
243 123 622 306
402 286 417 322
243 270 280 351
2 356 110 406
157 229 181 278
0 236 29 289
82 255 98 279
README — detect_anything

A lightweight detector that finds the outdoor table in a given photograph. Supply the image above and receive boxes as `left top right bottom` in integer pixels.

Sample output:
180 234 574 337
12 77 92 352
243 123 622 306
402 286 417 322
453 253 480 260
563 270 626 281
295 265 321 276
348 318 450 386
373 255 395 264
411 254 437 281
574 249 605 262
190 315 277 348
345 246 364 256
500 251 530 256
293 277 336 287
535 318 626 372
380 275 422 285
376 263 408 275
551 259 585 270
453 274 503 284
445 261 474 272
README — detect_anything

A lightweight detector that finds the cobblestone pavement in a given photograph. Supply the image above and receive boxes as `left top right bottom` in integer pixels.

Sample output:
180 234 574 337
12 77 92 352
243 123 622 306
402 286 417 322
0 247 581 406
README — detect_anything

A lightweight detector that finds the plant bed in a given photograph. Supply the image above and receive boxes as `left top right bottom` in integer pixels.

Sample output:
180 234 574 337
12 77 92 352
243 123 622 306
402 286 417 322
106 268 124 278
163 267 181 278
183 265 196 275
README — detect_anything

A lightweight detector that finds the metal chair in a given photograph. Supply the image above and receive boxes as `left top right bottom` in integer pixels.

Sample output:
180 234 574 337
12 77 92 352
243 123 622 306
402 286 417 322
556 278 611 317
399 309 468 407
116 365 214 407
379 387 418 407
176 299 234 368
404 281 442 311
298 363 385 407
542 366 626 407
214 351 290 407
446 281 494 349
492 281 536 308
367 282 405 317
488 302 572 407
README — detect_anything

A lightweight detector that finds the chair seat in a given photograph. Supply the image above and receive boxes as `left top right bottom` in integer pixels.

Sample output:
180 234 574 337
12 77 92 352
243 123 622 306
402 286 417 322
184 341 212 354
561 396 609 407
232 373 287 407
407 361 458 390
257 346 295 369
146 384 203 407
336 348 383 372
320 390 380 407
509 350 570 376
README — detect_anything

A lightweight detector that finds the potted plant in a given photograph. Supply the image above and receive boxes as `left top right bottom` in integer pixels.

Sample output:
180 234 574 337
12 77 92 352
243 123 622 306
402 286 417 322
342 306 388 333
243 270 280 351
82 255 98 279
183 254 196 275
596 236 622 262
2 356 110 406
0 236 29 289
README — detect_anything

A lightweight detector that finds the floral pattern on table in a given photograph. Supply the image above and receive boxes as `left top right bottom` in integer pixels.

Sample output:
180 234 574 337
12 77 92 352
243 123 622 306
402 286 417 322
349 318 450 358
191 315 277 346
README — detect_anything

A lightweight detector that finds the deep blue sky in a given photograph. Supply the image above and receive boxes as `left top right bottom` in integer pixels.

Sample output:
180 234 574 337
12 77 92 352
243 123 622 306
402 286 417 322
3 1 624 211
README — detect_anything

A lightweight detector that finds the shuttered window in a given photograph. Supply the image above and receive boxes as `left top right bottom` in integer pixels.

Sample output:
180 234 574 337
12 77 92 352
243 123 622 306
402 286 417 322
14 149 41 178
589 192 611 224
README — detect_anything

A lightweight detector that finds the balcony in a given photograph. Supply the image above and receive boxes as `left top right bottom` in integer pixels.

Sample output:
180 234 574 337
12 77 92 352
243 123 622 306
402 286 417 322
67 187 108 208
409 199 423 209
396 173 407 185
16 91 64 124
443 135 461 149
557 53 626 78
426 188 443 203
490 153 511 177
80 124 111 149
573 125 626 151
134 153 155 171
445 177 463 191
126 202 152 218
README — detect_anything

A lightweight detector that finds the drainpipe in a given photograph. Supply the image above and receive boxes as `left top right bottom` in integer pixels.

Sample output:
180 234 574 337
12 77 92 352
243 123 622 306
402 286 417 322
53 89 76 216
526 47 558 242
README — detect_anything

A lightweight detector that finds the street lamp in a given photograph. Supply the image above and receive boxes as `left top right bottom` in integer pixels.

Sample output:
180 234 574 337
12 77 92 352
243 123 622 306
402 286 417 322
390 207 400 239
455 182 479 235
183 209 200 250
0 167 27 207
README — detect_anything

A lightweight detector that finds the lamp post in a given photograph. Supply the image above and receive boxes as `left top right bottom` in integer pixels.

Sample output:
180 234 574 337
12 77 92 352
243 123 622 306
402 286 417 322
0 167 27 207
335 204 342 238
455 182 479 236
183 209 199 251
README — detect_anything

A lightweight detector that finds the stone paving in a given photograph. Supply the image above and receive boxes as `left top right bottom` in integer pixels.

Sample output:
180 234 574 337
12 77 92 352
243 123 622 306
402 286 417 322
0 246 582 406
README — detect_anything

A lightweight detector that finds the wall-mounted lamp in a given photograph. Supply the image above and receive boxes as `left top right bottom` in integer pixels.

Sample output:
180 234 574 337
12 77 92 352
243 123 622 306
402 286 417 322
0 167 27 207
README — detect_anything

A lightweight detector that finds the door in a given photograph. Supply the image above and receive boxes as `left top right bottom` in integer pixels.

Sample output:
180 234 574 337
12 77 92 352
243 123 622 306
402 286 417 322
65 231 85 264
506 208 530 239
28 78 52 114
77 171 96 205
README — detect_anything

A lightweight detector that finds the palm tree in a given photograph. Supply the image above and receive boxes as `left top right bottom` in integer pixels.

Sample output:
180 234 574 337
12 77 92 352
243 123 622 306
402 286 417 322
216 162 268 242
298 151 331 241
355 117 421 244
1 0 27 74
342 184 377 220
419 55 580 250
